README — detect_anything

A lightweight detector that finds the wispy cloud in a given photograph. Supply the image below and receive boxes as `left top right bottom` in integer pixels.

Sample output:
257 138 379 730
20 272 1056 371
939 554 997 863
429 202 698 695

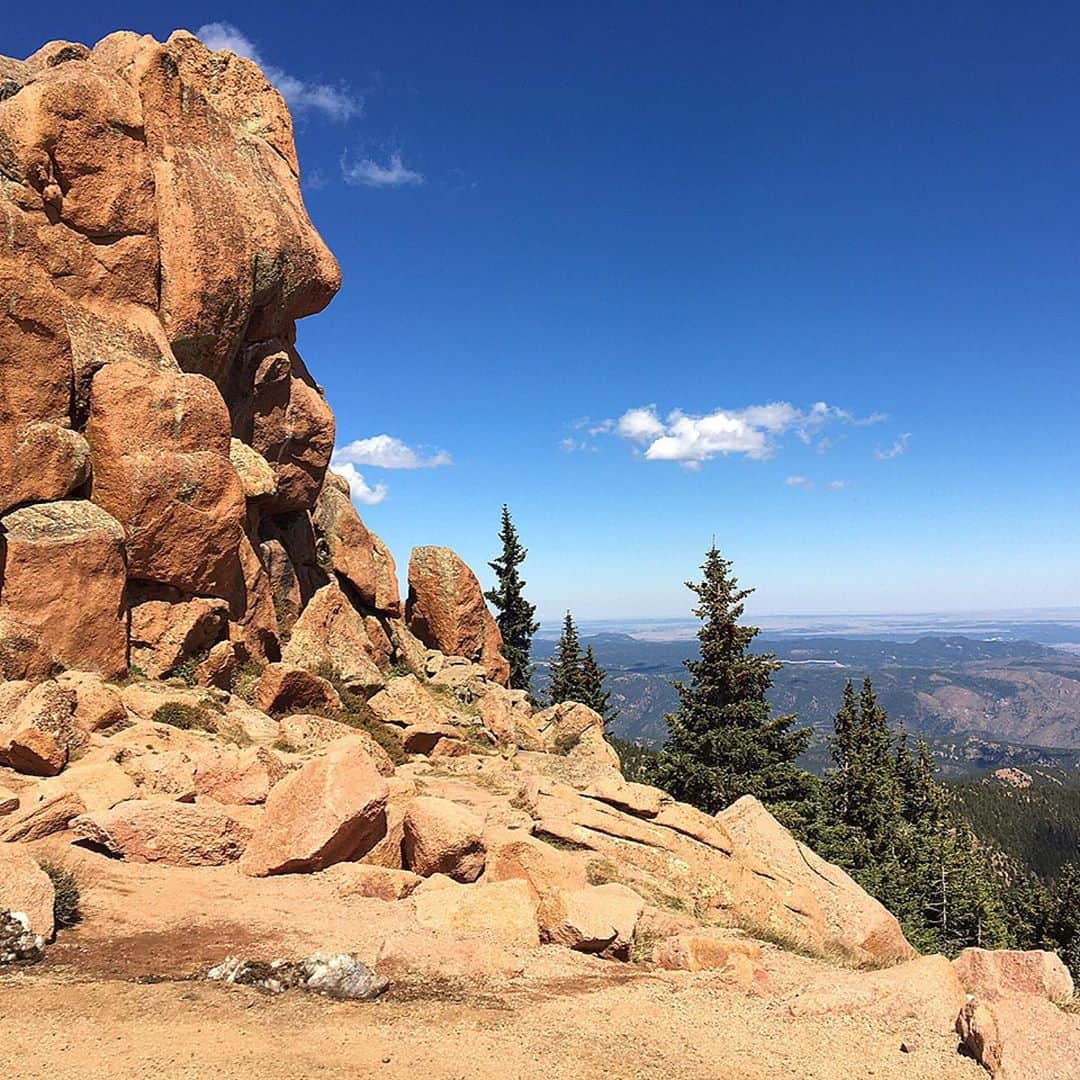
335 463 388 506
827 479 850 490
341 151 424 188
333 435 451 470
875 433 912 460
604 401 884 466
197 23 360 122
560 438 598 454
786 475 813 488
854 411 889 427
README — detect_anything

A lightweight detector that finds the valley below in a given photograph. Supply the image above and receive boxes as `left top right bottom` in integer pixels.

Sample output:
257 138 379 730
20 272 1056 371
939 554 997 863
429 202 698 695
535 621 1080 783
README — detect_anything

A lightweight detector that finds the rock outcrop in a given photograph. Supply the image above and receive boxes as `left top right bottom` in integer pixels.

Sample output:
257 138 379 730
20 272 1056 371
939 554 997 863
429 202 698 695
0 30 448 689
405 547 510 685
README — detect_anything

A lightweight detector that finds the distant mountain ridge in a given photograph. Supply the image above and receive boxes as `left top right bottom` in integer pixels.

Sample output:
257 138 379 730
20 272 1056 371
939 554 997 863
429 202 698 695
533 632 1080 776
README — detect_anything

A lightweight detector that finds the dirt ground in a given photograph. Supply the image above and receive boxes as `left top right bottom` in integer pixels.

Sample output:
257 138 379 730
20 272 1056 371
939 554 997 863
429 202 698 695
0 839 989 1080
0 964 987 1080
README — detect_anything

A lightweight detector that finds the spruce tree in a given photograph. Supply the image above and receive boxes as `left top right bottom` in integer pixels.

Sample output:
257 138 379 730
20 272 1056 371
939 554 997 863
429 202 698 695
547 611 585 705
580 645 618 725
819 682 1009 954
646 545 813 822
485 505 540 694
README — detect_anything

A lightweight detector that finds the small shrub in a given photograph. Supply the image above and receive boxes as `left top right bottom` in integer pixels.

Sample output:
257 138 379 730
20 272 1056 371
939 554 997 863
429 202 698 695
151 702 216 733
170 650 210 688
340 711 408 767
552 729 582 755
40 862 80 928
230 659 264 705
586 857 620 886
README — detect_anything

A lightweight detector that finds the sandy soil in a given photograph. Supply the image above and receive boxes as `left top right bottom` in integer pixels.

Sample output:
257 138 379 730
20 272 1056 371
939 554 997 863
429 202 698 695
0 964 986 1080
0 838 988 1080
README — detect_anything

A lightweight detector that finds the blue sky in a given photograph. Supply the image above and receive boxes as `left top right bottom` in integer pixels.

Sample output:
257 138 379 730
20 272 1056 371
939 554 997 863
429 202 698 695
11 4 1080 621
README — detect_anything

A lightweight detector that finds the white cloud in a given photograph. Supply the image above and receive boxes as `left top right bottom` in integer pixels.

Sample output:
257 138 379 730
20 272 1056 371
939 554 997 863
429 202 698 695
197 23 360 122
616 406 668 443
875 433 912 460
560 438 598 453
827 479 850 490
855 411 889 427
786 475 813 488
341 152 424 188
333 435 451 470
335 463 388 506
606 400 893 467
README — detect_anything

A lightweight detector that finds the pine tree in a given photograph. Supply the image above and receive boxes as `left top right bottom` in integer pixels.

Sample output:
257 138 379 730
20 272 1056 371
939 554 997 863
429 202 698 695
484 505 540 695
817 682 1009 954
645 545 813 822
580 645 618 725
547 611 585 706
1047 863 1080 981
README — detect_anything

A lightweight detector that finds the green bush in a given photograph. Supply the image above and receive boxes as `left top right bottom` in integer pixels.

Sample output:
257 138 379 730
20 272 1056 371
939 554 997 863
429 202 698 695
150 702 216 732
40 861 81 928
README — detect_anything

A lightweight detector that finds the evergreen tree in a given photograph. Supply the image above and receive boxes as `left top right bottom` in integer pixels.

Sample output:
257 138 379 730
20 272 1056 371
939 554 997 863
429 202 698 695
645 545 813 823
485 505 540 694
1046 862 1080 981
580 645 618 725
547 611 586 705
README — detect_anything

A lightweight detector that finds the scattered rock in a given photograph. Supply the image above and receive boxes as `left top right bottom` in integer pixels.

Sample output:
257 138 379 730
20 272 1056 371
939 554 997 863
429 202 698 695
957 995 1080 1080
194 747 291 805
0 911 45 966
0 791 87 842
534 702 621 770
129 596 229 679
255 663 341 715
312 472 400 615
324 863 422 901
0 845 55 938
539 883 645 960
0 679 80 776
787 955 965 1034
413 879 540 948
402 796 486 882
239 740 389 876
281 581 386 691
208 953 388 1001
405 546 510 685
0 501 128 679
952 947 1074 1003
72 800 251 865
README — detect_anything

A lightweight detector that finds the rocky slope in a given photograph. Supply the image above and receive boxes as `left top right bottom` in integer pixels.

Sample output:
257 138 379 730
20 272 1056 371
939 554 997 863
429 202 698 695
0 30 1077 1080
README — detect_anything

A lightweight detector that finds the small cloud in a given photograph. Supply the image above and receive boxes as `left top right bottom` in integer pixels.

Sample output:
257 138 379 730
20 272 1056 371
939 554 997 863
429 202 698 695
855 411 889 427
786 475 814 488
875 433 912 460
333 435 450 470
560 438 598 454
616 406 669 444
197 23 360 122
335 462 388 506
341 151 424 188
827 479 850 490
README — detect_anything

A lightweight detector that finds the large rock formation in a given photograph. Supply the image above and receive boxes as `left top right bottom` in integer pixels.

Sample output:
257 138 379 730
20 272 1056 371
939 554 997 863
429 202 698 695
0 30 429 684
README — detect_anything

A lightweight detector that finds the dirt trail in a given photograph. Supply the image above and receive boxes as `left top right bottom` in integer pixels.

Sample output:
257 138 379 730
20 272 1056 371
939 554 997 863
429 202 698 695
0 965 985 1080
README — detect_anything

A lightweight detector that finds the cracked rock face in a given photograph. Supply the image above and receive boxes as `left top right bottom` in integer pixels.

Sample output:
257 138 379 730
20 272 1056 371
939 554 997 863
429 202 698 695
0 31 392 680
